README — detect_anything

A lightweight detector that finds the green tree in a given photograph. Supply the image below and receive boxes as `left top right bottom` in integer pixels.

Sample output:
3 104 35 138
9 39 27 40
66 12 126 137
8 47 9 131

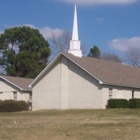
0 26 51 78
87 46 101 58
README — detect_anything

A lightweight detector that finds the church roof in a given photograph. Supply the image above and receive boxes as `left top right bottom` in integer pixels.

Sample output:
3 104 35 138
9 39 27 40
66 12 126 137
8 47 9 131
64 52 140 89
29 52 140 89
0 75 33 91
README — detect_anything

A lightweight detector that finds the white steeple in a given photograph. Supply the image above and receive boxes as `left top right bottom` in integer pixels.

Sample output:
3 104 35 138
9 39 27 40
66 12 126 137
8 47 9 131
68 5 82 57
72 5 79 40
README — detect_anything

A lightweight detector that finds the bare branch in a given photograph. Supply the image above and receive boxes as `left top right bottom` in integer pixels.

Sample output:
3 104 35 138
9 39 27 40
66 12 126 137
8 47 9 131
50 30 71 55
125 47 140 67
101 53 122 63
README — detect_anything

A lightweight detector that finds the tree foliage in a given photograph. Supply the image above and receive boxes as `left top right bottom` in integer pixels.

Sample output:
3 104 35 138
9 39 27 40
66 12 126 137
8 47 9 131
0 26 51 78
87 46 101 58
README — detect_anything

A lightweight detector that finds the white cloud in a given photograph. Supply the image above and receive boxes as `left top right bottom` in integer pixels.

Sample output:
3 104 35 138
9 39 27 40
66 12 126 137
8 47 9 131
39 27 64 39
60 0 138 6
11 24 65 40
0 24 64 39
108 37 140 52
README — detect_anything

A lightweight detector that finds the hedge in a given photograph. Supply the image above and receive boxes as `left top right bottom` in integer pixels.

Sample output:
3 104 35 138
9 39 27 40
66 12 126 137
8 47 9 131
107 99 128 108
128 99 140 109
0 100 29 112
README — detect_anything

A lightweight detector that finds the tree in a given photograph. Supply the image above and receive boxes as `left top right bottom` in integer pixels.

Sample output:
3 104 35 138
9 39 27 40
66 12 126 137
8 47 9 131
50 30 87 57
125 47 140 67
0 26 51 78
101 53 122 63
50 30 71 55
87 46 101 58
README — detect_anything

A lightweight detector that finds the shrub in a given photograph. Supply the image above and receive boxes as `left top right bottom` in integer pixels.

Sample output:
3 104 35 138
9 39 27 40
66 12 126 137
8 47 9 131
0 100 29 112
17 100 29 111
0 100 4 111
0 100 3 104
128 99 140 109
107 99 128 109
0 100 16 112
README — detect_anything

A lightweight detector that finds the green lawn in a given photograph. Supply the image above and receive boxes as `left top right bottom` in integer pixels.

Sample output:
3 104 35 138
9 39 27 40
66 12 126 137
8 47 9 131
0 109 140 140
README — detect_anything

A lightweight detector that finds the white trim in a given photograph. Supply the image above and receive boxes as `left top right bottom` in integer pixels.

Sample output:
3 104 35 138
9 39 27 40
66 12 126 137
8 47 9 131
29 52 103 88
29 52 140 89
99 81 103 84
29 52 62 87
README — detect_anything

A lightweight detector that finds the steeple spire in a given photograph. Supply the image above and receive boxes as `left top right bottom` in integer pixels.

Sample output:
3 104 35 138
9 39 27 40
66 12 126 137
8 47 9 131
68 5 82 57
72 5 79 40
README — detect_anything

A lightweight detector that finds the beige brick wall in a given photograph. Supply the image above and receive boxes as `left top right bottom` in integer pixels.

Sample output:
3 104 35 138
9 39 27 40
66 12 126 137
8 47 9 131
32 56 104 110
32 60 61 110
68 59 103 109
102 88 109 109
60 57 68 109
112 88 132 99
0 81 29 102
134 91 140 98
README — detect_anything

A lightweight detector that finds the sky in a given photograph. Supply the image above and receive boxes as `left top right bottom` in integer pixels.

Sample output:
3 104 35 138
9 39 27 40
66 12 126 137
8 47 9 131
0 0 140 57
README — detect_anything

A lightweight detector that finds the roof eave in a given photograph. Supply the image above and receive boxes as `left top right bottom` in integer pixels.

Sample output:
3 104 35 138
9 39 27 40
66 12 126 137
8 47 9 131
102 82 140 89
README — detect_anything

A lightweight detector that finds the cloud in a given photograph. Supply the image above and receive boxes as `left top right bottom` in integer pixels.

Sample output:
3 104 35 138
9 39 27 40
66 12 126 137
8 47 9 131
39 27 64 39
59 0 138 6
0 24 65 39
108 37 140 52
23 24 64 39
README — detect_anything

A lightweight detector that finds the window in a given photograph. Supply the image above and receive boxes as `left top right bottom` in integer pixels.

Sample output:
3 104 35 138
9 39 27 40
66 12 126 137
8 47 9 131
109 88 112 98
132 91 134 99
13 92 17 101
29 93 32 102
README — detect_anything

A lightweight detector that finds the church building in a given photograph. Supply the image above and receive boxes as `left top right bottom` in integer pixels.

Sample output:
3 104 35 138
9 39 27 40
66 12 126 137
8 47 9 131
29 5 140 110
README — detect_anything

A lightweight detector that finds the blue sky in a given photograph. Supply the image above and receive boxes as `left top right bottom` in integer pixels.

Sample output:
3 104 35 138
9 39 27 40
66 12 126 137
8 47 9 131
0 0 140 57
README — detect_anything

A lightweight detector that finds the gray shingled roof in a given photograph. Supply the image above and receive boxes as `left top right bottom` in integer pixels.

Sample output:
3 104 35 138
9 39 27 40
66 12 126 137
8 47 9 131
64 53 140 88
0 75 33 90
29 52 140 89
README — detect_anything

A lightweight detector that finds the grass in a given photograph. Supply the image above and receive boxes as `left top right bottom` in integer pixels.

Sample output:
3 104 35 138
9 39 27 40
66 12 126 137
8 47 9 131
0 109 140 140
